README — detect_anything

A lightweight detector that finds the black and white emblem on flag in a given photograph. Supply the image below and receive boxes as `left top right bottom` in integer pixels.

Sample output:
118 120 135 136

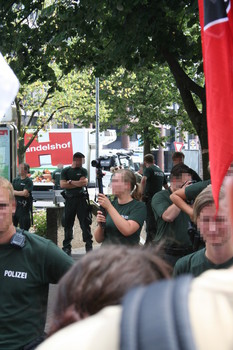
204 0 231 29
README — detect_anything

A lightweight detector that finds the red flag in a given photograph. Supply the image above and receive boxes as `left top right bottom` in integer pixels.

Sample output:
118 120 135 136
198 0 233 209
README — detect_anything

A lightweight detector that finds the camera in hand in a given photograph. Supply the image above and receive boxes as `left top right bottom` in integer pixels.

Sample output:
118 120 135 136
91 156 113 170
91 157 107 227
91 158 106 194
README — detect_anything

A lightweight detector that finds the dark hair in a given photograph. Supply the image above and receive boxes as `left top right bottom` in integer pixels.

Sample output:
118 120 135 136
73 152 85 160
193 184 224 224
114 169 142 200
144 154 154 164
20 163 30 173
170 163 192 178
48 245 171 336
172 152 185 161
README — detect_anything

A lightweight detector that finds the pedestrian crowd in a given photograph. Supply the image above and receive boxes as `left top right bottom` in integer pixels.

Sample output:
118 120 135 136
1 150 233 349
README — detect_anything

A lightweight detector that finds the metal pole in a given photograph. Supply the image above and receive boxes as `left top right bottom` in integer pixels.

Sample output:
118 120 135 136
96 77 99 159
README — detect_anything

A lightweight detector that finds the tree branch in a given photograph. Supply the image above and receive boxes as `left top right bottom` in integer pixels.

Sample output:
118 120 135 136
162 51 205 134
162 50 208 154
27 89 53 126
24 106 69 150
162 50 205 104
15 97 23 137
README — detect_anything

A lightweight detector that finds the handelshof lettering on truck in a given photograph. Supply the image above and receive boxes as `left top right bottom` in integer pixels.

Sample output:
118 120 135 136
26 141 71 153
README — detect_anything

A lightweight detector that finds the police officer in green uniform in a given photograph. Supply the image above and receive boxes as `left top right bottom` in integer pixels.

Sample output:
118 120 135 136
94 169 146 246
141 154 168 244
0 176 73 349
151 163 194 266
13 163 33 231
100 197 146 245
60 152 92 255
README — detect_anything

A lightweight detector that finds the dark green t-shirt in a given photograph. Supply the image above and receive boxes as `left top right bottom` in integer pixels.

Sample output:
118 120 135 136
52 168 63 189
12 176 33 199
103 199 146 246
185 179 211 202
0 230 73 349
13 176 33 210
151 190 192 248
61 166 88 195
143 165 166 197
173 248 233 277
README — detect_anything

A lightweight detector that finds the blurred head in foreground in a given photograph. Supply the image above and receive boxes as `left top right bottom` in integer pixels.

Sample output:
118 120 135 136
193 185 232 245
49 245 171 336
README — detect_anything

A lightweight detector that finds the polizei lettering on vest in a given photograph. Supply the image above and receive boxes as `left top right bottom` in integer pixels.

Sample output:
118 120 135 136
26 141 71 153
154 171 164 177
4 270 28 279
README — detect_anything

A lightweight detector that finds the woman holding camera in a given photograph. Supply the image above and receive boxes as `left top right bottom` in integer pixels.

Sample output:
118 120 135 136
94 169 146 245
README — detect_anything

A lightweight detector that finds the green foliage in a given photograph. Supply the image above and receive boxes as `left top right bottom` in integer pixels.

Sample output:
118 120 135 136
0 1 56 84
42 0 202 76
98 64 194 150
32 209 47 238
17 64 113 160
1 0 209 175
42 0 208 167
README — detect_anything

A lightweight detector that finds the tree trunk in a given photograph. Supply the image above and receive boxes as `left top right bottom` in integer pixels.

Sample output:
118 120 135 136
18 138 25 164
196 102 209 180
157 126 165 170
121 125 130 149
143 127 151 155
163 51 209 179
15 97 25 165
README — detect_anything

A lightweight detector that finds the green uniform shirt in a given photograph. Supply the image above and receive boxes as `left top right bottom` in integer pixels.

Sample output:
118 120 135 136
173 248 233 277
52 168 63 189
185 179 211 202
61 166 88 195
0 231 73 349
13 176 33 202
151 190 192 248
143 165 166 197
103 199 146 246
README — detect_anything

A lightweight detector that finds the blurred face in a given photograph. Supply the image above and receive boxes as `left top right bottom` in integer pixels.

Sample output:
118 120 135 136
18 164 27 176
171 173 192 192
173 157 184 165
0 188 15 234
226 162 233 177
197 200 231 245
223 162 233 186
111 172 130 196
73 157 85 167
